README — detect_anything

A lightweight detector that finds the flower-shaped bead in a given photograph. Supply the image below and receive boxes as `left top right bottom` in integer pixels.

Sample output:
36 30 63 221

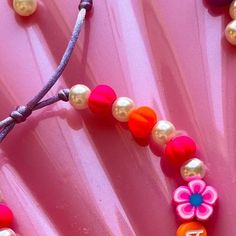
173 179 218 221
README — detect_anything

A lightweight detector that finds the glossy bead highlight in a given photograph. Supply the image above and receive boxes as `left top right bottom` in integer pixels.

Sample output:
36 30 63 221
225 20 236 45
0 228 17 236
112 97 135 122
177 222 207 236
151 120 176 145
13 0 37 16
165 136 196 166
0 204 13 228
128 106 157 139
88 85 117 117
69 84 91 110
181 158 206 181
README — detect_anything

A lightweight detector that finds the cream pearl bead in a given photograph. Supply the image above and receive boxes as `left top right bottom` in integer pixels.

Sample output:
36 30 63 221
225 20 236 45
0 228 17 236
13 0 37 17
151 120 176 145
112 97 135 122
230 0 236 19
69 84 91 110
181 158 206 182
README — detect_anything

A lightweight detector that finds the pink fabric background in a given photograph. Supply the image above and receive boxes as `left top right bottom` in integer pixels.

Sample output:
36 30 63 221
0 0 234 235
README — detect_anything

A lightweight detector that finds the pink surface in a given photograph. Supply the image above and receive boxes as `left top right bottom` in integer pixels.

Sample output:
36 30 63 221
0 0 234 235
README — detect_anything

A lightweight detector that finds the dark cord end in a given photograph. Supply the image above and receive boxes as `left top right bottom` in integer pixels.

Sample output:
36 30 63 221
58 89 70 102
79 0 93 11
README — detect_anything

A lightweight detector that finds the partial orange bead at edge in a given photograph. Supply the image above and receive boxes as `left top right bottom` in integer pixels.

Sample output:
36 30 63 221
177 222 207 236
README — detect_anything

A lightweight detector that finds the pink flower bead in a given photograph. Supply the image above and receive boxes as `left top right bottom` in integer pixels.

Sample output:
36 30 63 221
173 179 218 221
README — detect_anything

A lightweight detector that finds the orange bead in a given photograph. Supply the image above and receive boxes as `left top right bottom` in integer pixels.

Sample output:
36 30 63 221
177 222 207 236
128 106 157 139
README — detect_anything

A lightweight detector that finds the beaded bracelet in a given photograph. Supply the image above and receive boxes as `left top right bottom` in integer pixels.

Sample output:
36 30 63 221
68 86 218 236
1 0 219 235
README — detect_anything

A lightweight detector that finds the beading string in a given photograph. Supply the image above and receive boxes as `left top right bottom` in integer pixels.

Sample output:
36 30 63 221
0 0 93 143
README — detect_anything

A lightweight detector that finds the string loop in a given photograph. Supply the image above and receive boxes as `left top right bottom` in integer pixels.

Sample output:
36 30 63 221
0 4 91 142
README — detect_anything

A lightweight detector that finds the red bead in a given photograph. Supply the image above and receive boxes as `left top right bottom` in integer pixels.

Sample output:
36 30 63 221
88 85 117 117
128 106 157 139
164 136 196 165
0 204 14 228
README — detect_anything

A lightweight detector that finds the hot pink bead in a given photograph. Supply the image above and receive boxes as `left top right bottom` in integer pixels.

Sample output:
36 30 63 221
88 85 117 117
0 204 14 228
165 136 197 166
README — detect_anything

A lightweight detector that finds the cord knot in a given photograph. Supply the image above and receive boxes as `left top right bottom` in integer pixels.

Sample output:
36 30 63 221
10 105 32 123
79 0 93 11
58 89 70 102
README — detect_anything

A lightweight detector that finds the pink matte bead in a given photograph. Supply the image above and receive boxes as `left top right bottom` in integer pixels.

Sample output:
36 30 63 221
0 204 14 228
88 85 117 117
164 136 197 166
